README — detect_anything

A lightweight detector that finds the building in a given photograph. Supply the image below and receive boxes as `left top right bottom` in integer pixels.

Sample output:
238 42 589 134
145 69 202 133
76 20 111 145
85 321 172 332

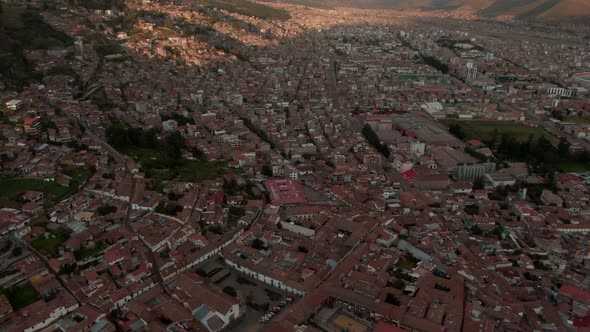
484 172 516 188
432 146 495 181
5 99 23 111
170 272 241 331
23 117 42 135
466 62 478 81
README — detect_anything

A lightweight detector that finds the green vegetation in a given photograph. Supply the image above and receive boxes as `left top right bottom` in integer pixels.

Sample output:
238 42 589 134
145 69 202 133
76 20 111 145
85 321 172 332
241 118 275 149
534 260 550 270
465 204 480 215
484 226 505 240
64 166 94 187
362 124 390 159
445 119 589 174
435 38 484 52
213 272 231 285
155 202 182 216
97 204 117 216
385 293 400 306
46 64 78 78
395 254 420 270
237 276 256 286
444 120 555 143
251 238 267 250
77 0 126 10
31 227 72 257
74 240 107 261
228 206 246 225
391 279 405 290
223 286 237 297
178 160 226 183
106 123 225 184
0 269 17 279
421 55 449 74
0 171 88 204
247 300 269 312
0 5 73 90
565 116 590 125
1 283 39 310
557 160 590 173
204 0 290 21
0 240 12 254
264 288 282 301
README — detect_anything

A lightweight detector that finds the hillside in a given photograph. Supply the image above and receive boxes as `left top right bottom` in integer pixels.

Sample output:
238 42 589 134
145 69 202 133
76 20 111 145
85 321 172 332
260 0 590 22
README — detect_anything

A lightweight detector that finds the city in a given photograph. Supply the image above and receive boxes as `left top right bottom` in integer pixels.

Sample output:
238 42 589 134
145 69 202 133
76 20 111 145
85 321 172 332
0 0 589 331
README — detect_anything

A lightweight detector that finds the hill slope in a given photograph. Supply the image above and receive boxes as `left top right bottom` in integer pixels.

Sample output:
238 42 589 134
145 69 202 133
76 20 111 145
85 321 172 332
261 0 590 21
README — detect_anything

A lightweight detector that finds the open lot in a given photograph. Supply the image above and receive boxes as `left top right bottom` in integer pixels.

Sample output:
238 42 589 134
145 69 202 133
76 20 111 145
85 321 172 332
442 119 557 143
197 259 292 331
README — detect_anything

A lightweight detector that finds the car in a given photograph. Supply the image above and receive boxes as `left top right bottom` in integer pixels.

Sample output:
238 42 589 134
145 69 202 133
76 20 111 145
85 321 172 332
286 297 294 302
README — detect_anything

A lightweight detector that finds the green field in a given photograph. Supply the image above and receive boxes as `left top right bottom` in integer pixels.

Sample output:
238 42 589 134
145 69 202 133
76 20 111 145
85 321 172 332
565 116 590 125
31 227 71 257
0 167 93 204
443 119 557 143
74 240 107 261
179 160 227 183
1 283 39 310
557 161 590 173
0 177 71 204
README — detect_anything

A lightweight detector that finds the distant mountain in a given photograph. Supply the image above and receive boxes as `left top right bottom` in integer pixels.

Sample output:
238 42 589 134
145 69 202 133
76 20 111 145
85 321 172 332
263 0 590 22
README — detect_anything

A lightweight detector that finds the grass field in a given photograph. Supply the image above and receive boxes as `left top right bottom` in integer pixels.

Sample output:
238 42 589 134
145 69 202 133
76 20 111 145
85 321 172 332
31 227 72 257
565 116 590 125
178 160 226 183
1 283 39 310
74 240 107 261
442 119 557 143
0 167 93 204
0 177 72 204
557 161 590 173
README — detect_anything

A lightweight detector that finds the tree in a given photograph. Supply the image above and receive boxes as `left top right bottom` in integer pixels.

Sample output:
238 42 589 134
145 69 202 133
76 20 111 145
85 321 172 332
385 293 400 306
557 137 570 157
472 177 484 190
449 124 466 140
97 205 117 216
262 165 273 177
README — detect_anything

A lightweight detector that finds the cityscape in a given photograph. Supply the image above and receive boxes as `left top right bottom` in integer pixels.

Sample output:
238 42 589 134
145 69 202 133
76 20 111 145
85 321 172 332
0 0 590 331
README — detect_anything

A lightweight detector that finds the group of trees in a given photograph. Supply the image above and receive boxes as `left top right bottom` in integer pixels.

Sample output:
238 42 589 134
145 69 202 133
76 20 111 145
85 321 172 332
362 124 390 159
451 122 589 174
0 7 73 90
241 118 275 149
495 134 586 174
421 55 449 74
204 0 291 21
106 123 185 170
